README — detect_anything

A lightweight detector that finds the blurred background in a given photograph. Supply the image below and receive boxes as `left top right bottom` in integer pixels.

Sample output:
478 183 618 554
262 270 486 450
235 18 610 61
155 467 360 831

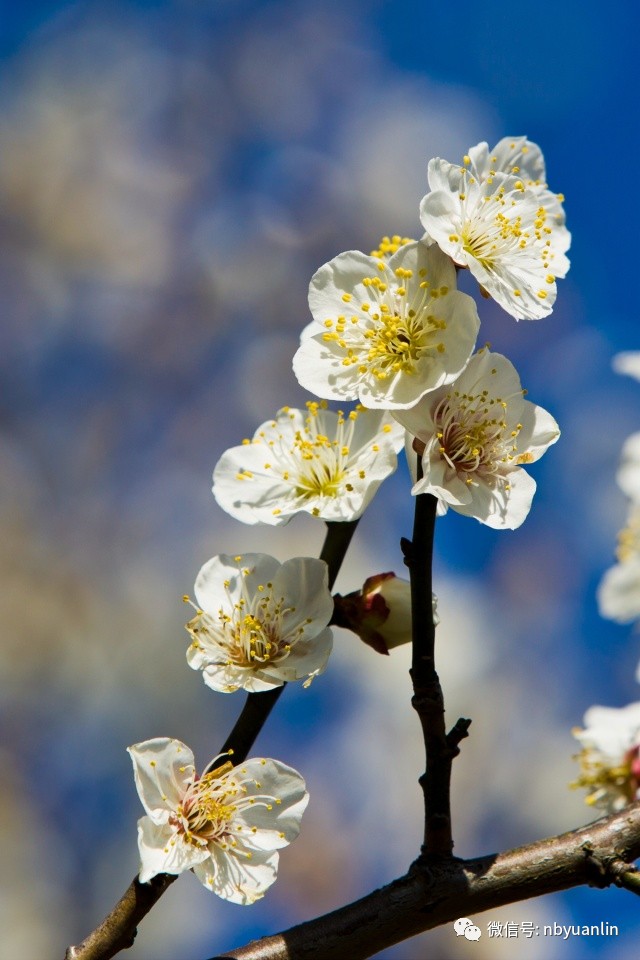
1 1 639 957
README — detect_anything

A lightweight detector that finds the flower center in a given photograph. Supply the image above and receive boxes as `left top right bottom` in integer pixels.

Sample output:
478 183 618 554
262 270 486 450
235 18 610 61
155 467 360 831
294 461 345 498
184 553 318 674
321 268 448 382
187 596 295 669
280 401 360 504
365 311 428 376
461 209 528 268
179 764 237 843
616 510 640 562
228 611 284 666
433 388 523 482
572 747 639 808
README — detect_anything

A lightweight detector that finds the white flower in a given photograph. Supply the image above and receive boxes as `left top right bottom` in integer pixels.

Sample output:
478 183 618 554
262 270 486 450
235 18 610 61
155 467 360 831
292 241 479 409
613 351 640 382
128 738 308 903
617 433 640 501
420 137 570 321
598 505 640 623
394 349 560 529
572 704 640 812
213 402 404 525
333 572 438 655
185 553 333 693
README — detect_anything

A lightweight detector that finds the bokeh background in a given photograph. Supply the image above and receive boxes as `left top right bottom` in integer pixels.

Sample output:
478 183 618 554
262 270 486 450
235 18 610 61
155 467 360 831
2 1 639 957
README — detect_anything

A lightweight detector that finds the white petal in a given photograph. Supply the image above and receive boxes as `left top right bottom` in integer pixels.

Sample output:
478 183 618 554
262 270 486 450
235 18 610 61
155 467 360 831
259 627 333 683
293 334 361 401
576 703 640 761
137 816 208 882
197 845 279 904
515 402 560 463
598 559 640 623
617 433 640 500
453 469 536 529
128 738 194 822
213 445 295 526
613 352 640 382
274 557 333 636
194 554 281 613
234 758 309 849
489 136 546 183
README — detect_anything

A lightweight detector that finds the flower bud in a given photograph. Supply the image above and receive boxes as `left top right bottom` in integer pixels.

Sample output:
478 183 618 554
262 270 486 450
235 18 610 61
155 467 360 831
333 572 438 655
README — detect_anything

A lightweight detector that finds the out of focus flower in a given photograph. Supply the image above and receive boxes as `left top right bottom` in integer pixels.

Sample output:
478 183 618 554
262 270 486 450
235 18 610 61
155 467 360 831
598 505 640 623
571 704 640 812
213 403 404 524
395 348 560 529
616 433 640 501
612 351 640 381
333 572 438 655
420 138 570 321
185 553 333 693
128 738 308 903
292 241 479 409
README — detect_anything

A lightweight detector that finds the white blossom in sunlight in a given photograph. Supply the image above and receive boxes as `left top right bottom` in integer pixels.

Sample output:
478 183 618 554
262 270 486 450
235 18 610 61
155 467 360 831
213 403 404 524
394 348 560 529
572 704 640 812
598 505 640 623
128 738 308 903
185 553 333 693
292 241 479 409
420 137 570 321
613 351 640 382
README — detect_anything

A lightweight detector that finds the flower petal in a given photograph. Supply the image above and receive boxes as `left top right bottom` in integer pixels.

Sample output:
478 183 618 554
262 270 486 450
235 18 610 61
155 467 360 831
128 738 194 823
195 845 279 904
137 816 209 882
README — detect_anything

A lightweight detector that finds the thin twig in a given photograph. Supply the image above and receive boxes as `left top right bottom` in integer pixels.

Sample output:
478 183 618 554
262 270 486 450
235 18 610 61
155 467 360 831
401 464 464 858
64 520 359 960
320 519 358 590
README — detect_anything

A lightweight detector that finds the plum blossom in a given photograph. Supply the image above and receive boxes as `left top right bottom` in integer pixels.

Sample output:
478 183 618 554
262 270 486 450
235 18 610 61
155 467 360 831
616 434 640 502
598 505 640 624
572 704 640 812
185 553 333 693
420 137 570 321
394 348 560 529
612 351 640 382
128 738 308 903
292 241 479 409
213 402 404 525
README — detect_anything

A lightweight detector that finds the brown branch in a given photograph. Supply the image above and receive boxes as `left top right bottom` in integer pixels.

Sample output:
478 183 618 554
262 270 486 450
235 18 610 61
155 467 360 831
215 802 640 960
64 520 359 960
401 476 467 858
608 859 640 895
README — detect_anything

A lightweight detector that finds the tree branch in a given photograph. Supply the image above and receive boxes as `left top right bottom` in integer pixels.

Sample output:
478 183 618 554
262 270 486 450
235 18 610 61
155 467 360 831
64 520 359 960
215 802 640 960
401 476 468 858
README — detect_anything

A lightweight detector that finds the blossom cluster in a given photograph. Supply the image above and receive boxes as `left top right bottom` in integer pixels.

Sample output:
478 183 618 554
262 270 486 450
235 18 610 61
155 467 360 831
129 136 570 904
572 355 640 812
214 136 565 532
597 354 640 624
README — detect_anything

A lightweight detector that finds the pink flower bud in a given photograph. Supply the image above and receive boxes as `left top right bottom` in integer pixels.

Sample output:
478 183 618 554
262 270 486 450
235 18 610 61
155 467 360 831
333 572 438 655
